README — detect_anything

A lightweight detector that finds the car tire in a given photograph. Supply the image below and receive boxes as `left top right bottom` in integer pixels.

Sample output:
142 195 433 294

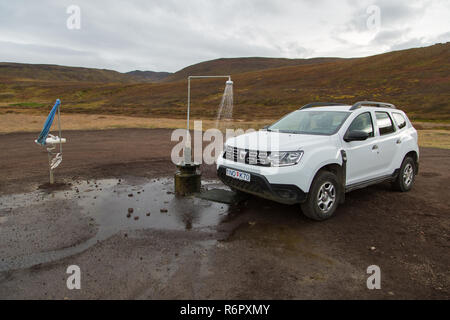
392 156 416 192
301 171 340 221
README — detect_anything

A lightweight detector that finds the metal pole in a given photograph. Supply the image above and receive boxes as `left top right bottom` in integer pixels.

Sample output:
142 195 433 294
57 102 62 155
187 77 191 132
184 78 191 164
48 149 54 184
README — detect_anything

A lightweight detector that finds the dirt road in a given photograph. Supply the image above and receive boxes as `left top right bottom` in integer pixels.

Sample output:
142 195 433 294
0 129 449 299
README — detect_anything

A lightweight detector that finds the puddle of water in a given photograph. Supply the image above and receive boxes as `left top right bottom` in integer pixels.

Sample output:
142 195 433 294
0 178 229 233
79 178 229 233
0 177 231 272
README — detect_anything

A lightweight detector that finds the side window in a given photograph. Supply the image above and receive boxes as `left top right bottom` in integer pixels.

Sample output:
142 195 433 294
393 112 407 129
347 112 374 137
375 112 395 135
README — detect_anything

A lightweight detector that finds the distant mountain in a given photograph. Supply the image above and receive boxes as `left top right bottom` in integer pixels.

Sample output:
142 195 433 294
0 62 140 83
0 57 340 84
164 57 344 82
125 70 172 82
1 43 449 121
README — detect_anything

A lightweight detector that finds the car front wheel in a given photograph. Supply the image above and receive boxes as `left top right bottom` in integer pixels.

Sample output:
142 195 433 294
301 171 340 221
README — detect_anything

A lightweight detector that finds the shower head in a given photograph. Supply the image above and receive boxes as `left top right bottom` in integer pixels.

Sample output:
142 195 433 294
226 80 233 86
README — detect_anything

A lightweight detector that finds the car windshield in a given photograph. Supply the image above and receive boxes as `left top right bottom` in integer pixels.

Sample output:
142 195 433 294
267 110 350 135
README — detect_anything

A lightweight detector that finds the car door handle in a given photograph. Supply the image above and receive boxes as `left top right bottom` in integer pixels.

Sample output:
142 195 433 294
372 145 379 150
396 139 402 144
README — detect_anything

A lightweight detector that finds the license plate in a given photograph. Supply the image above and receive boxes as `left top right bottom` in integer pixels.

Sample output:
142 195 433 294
226 168 251 182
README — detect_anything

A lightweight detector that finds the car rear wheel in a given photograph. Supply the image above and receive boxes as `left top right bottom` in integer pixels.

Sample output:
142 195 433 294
301 171 340 221
392 156 416 192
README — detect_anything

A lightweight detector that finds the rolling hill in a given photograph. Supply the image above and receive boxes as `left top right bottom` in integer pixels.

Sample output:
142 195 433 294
164 57 344 82
0 62 141 83
0 63 173 83
125 70 172 82
0 42 449 121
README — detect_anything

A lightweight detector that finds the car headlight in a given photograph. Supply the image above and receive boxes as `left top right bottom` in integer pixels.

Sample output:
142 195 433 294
268 151 304 167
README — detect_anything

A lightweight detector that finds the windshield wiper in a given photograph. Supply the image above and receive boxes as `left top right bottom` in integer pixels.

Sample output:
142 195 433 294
278 130 300 134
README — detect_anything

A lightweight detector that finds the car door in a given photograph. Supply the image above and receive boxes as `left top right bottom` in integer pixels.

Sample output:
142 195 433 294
343 111 380 185
374 111 400 176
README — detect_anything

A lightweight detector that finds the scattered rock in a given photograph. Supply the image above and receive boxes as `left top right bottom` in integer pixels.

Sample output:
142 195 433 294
370 246 376 251
128 193 133 197
134 216 139 220
128 208 134 213
146 212 151 216
249 221 256 226
388 291 395 296
160 208 168 213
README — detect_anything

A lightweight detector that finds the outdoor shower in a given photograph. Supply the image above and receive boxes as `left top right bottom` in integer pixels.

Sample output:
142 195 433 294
175 75 233 195
184 75 233 165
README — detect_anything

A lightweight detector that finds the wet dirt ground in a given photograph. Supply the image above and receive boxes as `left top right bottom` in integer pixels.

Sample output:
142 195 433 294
0 129 449 299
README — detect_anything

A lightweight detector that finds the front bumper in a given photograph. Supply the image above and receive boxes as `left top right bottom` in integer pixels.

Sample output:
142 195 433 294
217 166 307 205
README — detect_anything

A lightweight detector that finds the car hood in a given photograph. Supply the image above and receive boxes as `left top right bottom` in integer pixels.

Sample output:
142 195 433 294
225 130 332 151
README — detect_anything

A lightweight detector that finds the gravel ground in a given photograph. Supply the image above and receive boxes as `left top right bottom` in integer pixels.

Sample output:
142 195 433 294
0 129 448 299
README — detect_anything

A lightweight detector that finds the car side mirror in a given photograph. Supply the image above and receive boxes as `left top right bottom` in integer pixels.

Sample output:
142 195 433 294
344 130 369 142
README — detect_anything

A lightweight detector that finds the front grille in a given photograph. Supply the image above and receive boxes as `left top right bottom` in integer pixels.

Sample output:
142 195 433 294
224 146 271 166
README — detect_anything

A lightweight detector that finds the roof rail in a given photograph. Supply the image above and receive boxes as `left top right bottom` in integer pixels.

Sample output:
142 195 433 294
350 101 396 110
300 102 347 110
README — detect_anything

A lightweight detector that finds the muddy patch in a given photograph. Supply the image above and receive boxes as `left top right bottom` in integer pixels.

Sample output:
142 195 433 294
0 177 232 272
420 172 440 178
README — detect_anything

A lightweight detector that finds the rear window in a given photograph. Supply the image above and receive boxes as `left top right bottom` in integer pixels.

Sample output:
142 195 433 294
393 112 407 129
375 112 395 136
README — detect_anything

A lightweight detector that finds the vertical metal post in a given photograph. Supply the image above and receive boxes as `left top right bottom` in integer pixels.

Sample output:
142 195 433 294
184 77 192 164
57 102 62 155
48 149 54 184
187 77 191 132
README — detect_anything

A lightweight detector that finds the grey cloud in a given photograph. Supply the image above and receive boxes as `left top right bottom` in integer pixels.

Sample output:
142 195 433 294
371 28 412 45
0 0 448 72
343 0 428 33
390 32 450 51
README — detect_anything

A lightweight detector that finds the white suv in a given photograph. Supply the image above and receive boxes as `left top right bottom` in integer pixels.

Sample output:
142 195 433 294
217 101 419 220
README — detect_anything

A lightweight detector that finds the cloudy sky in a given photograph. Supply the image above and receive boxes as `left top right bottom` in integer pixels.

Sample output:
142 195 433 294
0 0 449 72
